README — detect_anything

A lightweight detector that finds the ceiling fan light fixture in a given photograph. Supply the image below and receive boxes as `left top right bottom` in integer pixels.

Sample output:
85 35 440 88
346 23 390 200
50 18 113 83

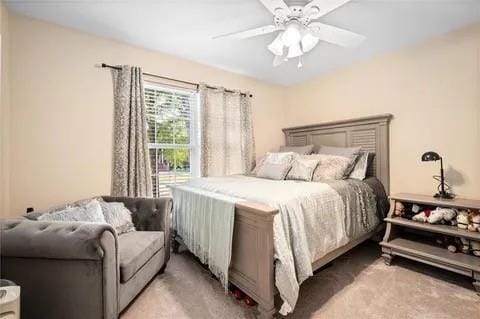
287 43 303 58
281 21 302 46
301 32 319 52
268 33 284 56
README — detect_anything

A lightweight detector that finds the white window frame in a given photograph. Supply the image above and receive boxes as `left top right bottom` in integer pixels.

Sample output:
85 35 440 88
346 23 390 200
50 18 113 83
144 81 200 196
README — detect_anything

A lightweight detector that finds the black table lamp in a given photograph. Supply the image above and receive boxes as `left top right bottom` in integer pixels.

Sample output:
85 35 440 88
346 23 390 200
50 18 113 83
421 151 454 199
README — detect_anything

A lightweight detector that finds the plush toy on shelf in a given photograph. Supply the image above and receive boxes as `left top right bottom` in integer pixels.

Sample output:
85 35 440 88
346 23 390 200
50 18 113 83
412 207 457 224
467 210 480 232
394 201 405 217
456 210 480 257
457 211 470 230
435 235 461 253
427 208 457 225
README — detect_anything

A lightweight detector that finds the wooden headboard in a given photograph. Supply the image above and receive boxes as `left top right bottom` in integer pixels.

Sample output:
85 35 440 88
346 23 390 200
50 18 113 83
283 114 393 194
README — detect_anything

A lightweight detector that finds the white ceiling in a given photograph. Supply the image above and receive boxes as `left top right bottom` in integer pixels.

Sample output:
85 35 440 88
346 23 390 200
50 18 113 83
6 0 480 85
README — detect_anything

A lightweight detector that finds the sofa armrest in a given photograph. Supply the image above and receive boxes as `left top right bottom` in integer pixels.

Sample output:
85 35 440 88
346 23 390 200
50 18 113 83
102 196 172 262
0 219 116 260
0 219 119 319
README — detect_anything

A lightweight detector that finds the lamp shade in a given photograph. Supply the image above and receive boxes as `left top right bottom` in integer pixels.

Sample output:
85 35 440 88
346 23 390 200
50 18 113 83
282 22 302 46
301 32 319 52
268 33 284 56
421 151 441 162
287 43 303 58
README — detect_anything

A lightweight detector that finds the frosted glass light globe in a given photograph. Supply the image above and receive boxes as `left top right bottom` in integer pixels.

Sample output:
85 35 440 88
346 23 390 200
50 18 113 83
282 22 302 47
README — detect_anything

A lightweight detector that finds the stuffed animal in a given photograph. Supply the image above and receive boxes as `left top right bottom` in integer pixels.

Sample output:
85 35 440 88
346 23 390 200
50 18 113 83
412 209 433 223
435 235 461 253
394 201 405 217
467 210 480 232
457 211 470 230
427 208 457 225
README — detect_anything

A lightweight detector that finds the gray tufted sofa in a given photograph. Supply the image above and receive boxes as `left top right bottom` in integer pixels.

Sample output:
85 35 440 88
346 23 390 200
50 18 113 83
0 196 172 319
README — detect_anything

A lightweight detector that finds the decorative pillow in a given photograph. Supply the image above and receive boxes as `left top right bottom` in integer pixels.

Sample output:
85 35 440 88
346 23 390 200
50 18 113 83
27 196 105 220
286 157 320 181
317 145 361 158
256 162 292 180
349 151 374 180
317 145 361 176
279 144 314 155
310 154 353 181
38 199 106 223
252 152 294 175
100 201 136 235
251 155 267 175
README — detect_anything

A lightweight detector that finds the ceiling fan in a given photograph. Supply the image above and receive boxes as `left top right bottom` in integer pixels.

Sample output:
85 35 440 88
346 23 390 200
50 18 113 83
213 0 365 67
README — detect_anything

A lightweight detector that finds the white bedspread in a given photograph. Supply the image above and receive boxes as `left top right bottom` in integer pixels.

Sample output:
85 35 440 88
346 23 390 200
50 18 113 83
174 175 379 315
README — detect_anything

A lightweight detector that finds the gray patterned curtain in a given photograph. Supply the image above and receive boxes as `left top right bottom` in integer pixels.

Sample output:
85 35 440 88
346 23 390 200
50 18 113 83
199 84 255 177
111 65 152 197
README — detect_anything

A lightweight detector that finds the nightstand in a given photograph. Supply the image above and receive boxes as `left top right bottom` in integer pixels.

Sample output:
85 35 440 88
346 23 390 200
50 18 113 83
380 193 480 294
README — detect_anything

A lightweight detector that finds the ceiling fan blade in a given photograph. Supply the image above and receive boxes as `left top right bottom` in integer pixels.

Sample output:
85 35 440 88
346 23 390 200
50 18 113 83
259 0 290 18
308 22 365 48
213 25 278 40
304 0 352 20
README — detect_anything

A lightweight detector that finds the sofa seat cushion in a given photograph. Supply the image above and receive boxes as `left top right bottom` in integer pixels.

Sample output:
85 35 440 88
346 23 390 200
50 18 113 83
118 231 164 283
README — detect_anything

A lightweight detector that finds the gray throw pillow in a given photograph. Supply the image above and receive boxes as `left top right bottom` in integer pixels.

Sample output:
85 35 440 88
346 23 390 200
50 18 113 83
349 151 373 180
317 145 361 158
310 154 352 181
279 144 314 155
286 157 320 181
100 201 136 235
256 162 292 180
38 199 106 223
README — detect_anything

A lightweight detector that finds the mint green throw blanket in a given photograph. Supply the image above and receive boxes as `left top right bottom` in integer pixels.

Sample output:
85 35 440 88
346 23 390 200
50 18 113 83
171 185 240 291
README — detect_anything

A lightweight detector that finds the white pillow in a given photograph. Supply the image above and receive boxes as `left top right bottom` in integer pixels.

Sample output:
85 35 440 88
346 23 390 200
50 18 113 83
100 201 136 235
38 199 106 223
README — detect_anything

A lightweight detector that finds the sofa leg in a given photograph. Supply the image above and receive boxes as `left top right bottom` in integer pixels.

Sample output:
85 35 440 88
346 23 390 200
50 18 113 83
172 231 180 254
159 264 167 274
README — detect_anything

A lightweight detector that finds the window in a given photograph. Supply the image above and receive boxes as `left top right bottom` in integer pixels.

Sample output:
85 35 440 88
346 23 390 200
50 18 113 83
144 82 199 197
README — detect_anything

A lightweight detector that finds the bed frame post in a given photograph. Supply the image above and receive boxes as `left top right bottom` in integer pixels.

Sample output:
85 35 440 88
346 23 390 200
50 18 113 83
229 202 278 319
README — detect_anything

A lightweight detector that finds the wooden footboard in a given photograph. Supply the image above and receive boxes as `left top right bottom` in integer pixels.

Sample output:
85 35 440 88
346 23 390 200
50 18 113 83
229 202 278 319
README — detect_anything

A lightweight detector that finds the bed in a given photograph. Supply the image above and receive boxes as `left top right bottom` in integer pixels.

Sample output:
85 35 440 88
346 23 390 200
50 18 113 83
172 114 393 318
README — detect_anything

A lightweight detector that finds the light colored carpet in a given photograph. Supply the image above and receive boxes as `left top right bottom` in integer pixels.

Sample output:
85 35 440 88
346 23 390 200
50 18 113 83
121 241 479 319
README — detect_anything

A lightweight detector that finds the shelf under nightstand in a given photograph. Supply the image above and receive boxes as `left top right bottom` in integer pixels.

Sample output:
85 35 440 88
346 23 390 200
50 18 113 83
380 193 480 294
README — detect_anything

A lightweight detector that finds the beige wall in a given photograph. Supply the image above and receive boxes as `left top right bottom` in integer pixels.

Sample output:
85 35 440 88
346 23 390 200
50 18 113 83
0 3 11 217
4 9 479 216
7 12 287 216
285 23 480 198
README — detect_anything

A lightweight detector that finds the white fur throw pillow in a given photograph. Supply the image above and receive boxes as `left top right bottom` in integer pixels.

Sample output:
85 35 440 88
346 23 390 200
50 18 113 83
310 154 353 181
100 201 136 235
38 199 106 224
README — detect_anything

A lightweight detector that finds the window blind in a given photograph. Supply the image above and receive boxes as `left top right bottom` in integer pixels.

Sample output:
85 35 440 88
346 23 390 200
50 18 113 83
144 83 198 197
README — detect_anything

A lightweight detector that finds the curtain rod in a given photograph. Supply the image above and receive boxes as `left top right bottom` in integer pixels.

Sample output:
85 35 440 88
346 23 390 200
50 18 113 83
100 63 253 98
